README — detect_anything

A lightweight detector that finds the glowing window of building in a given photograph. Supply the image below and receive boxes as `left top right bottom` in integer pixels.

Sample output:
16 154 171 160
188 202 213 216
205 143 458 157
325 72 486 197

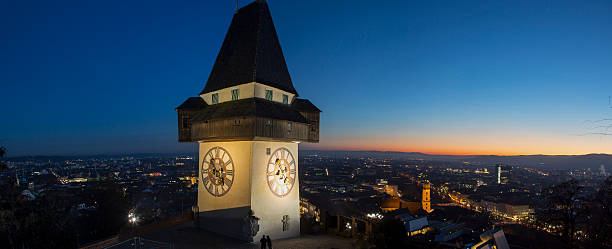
211 93 219 104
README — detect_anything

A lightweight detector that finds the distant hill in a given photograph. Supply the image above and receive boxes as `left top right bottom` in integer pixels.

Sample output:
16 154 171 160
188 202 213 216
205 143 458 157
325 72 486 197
5 152 196 161
301 150 612 169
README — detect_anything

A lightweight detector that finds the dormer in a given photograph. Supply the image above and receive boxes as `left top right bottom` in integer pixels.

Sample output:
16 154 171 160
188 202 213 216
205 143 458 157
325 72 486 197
200 82 296 105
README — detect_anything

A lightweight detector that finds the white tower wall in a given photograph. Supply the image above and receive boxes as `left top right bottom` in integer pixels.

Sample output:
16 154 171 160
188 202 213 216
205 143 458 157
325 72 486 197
196 141 300 241
251 141 300 240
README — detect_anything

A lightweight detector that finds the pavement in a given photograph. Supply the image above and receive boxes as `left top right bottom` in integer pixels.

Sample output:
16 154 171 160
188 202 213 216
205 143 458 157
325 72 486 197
114 221 356 249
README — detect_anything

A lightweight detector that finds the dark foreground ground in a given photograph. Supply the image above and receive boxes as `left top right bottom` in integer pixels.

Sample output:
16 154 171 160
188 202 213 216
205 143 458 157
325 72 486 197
107 221 354 249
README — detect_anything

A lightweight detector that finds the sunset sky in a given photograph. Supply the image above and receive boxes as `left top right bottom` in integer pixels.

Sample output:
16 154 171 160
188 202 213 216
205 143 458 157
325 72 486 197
1 0 612 156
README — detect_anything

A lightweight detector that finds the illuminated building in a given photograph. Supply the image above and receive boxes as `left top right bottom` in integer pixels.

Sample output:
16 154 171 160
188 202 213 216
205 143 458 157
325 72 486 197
385 185 399 197
496 164 502 184
422 183 432 213
175 0 321 242
471 228 510 249
396 213 431 236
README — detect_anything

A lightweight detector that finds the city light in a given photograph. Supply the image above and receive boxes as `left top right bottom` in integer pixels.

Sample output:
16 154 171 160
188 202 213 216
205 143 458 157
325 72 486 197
366 213 383 219
128 211 138 224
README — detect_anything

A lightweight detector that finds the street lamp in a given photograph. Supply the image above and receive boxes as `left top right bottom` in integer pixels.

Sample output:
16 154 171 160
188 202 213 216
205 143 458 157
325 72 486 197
128 211 138 226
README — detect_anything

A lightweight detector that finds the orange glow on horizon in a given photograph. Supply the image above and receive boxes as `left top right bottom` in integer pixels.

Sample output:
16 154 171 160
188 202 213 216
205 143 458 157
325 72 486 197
301 133 612 156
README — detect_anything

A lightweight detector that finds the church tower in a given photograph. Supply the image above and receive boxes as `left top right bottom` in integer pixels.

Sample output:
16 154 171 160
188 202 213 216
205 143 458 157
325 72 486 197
422 183 432 213
175 0 320 242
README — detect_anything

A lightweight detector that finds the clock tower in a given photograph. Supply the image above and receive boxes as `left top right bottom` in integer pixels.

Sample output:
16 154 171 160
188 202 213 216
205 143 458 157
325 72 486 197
175 0 320 242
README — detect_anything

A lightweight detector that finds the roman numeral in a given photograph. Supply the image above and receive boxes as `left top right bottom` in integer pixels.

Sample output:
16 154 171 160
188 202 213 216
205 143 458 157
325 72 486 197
226 169 233 175
224 177 233 187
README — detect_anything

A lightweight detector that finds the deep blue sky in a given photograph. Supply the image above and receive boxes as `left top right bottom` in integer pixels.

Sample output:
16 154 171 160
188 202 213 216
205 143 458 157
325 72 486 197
1 0 612 156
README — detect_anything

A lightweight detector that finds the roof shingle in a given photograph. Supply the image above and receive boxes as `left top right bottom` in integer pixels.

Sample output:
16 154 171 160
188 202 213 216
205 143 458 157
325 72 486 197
200 1 298 95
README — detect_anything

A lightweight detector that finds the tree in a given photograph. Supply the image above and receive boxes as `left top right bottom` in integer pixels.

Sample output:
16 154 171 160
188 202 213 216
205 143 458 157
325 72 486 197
0 183 77 249
369 217 407 249
76 180 129 244
537 179 584 247
0 147 6 173
585 177 612 248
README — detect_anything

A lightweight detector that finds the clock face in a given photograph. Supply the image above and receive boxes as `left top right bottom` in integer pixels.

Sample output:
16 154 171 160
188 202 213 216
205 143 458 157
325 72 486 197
266 148 296 197
201 146 234 197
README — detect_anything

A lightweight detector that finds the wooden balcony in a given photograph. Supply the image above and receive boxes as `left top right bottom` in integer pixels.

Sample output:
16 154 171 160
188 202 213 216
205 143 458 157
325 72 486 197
176 97 320 143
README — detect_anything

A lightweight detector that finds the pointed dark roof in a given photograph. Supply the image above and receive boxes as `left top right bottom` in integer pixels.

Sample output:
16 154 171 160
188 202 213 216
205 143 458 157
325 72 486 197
201 1 298 95
175 97 207 110
292 98 321 112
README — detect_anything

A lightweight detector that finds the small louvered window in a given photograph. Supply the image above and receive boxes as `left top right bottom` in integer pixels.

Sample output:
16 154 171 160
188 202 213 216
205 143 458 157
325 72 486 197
265 89 273 101
282 94 288 104
231 89 239 100
212 93 219 104
182 115 191 129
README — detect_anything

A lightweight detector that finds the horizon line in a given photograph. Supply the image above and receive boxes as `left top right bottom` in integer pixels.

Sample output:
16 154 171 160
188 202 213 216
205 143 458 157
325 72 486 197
4 149 611 159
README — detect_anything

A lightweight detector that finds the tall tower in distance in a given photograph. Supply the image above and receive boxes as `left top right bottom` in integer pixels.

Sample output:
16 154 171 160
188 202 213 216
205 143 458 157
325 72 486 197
496 164 502 184
175 0 321 242
422 183 432 213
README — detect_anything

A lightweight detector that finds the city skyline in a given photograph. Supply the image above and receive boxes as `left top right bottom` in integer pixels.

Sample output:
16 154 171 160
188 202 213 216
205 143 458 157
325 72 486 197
2 0 612 156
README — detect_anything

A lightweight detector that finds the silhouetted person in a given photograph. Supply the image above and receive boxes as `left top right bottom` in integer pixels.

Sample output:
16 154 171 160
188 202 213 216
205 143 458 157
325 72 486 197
266 235 272 249
260 235 266 249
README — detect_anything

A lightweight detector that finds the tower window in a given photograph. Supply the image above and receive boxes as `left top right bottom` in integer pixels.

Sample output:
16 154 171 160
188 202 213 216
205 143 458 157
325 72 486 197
282 94 288 104
182 116 191 129
231 89 239 100
212 93 219 104
282 215 290 231
265 89 273 101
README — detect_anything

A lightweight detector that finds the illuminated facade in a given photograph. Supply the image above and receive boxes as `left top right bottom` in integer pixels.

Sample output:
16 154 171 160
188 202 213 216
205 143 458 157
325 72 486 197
175 0 320 242
496 164 502 184
385 184 399 197
422 183 432 213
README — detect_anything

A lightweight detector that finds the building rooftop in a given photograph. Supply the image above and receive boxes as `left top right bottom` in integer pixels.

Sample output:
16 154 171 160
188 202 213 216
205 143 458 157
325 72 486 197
201 0 297 95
